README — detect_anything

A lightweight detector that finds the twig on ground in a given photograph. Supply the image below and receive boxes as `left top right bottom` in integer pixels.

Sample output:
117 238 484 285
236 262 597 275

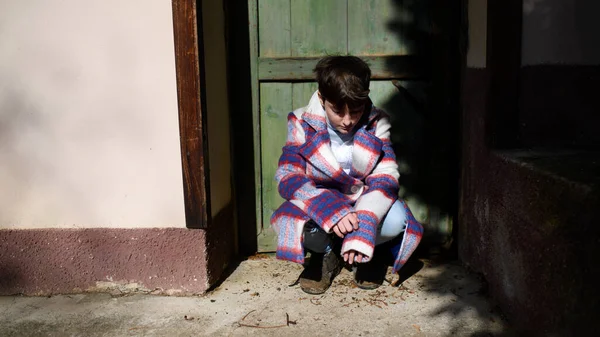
286 313 297 326
241 310 256 321
237 322 288 329
361 298 381 309
373 299 388 306
236 310 295 329
128 327 146 331
342 300 360 307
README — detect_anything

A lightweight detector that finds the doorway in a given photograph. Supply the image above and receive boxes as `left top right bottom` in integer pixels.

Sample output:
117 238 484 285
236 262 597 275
230 0 462 253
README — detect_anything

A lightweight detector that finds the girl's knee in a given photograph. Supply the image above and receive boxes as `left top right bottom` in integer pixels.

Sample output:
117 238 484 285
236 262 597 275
377 200 408 243
302 220 332 253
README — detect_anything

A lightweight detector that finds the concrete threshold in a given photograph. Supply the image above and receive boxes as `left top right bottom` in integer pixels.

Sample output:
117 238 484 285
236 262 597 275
0 257 513 336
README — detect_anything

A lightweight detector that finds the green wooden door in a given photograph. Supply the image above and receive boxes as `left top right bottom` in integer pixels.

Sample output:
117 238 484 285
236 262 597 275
249 0 452 251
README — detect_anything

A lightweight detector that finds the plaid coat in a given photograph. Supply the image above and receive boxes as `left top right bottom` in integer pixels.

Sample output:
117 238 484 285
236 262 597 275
270 91 423 273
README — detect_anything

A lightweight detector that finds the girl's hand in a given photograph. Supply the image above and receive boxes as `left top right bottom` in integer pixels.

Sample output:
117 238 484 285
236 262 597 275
343 250 364 265
332 213 359 238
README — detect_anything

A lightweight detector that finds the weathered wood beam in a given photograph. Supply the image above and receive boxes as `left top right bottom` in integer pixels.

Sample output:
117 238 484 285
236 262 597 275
258 55 430 81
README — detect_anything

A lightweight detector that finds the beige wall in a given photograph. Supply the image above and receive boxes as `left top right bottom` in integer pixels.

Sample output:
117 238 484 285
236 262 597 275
202 0 233 218
467 0 487 68
0 0 185 228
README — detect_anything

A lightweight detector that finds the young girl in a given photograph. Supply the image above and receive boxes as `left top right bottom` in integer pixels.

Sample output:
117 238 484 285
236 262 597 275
271 56 423 294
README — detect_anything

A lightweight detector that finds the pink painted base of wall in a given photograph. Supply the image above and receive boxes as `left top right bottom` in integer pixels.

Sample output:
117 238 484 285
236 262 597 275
0 228 210 295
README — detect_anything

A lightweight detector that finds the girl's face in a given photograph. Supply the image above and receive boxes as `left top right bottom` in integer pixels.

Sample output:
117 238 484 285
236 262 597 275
319 94 365 134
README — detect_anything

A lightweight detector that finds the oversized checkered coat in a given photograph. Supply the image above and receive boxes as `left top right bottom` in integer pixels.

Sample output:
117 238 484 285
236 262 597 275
270 91 423 274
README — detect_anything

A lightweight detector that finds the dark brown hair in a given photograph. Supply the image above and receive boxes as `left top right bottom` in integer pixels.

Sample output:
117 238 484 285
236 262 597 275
313 55 371 110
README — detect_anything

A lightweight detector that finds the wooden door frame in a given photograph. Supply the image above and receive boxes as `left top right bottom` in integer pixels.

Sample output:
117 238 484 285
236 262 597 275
169 0 262 252
171 0 211 229
247 0 263 238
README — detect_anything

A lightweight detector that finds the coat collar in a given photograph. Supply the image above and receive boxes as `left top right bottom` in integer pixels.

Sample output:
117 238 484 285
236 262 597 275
298 91 383 185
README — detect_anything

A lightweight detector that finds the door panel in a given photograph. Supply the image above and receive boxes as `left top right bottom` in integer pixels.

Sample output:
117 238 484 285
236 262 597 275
347 0 407 55
370 80 435 229
259 83 292 250
290 0 348 57
258 0 291 57
292 82 319 109
369 80 399 106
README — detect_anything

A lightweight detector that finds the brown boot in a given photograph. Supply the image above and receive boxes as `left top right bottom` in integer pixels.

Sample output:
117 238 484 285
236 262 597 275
299 250 342 295
353 250 389 290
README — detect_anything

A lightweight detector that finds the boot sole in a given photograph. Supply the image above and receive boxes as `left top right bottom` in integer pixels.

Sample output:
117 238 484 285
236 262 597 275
352 279 382 290
299 264 342 295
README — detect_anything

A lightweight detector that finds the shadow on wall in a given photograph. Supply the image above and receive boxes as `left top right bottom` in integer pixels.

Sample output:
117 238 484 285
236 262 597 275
0 87 95 225
520 0 600 149
0 263 21 292
0 89 33 289
378 1 515 335
523 0 600 64
381 0 462 250
572 0 600 64
0 88 57 224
